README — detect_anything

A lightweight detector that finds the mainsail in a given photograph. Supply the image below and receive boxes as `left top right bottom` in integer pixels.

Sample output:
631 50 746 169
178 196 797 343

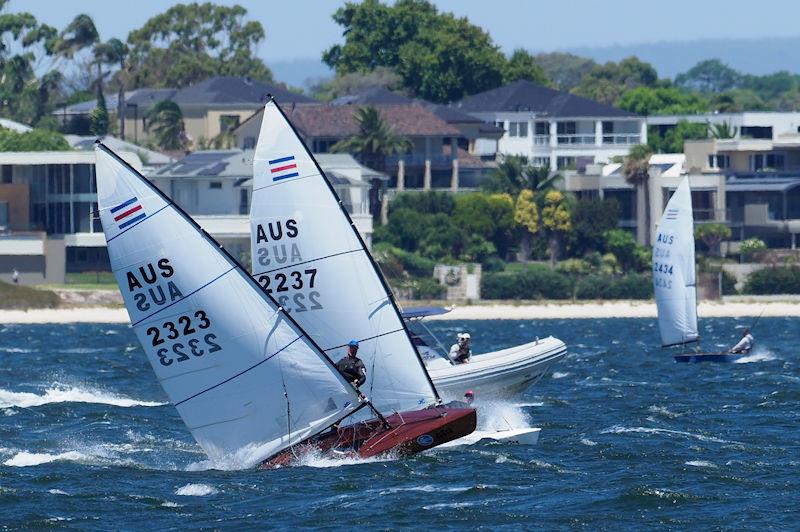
250 98 440 413
653 176 699 347
94 143 363 467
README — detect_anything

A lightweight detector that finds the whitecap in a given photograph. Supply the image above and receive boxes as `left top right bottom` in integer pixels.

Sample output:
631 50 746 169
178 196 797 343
0 385 166 408
601 425 740 445
733 351 776 364
175 483 218 496
551 372 569 379
4 451 92 467
685 460 717 468
580 438 597 446
47 489 69 495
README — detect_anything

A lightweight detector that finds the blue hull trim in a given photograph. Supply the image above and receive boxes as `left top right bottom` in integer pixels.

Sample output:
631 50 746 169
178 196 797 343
674 352 739 363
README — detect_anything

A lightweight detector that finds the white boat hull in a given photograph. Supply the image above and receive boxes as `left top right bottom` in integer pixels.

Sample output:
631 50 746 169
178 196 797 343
426 336 567 399
442 427 541 447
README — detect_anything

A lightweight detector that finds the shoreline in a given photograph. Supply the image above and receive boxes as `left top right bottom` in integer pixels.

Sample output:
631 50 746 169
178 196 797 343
0 299 798 324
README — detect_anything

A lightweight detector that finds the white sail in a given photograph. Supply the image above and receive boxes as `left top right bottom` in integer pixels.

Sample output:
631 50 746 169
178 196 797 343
250 100 439 413
94 144 362 468
653 176 699 347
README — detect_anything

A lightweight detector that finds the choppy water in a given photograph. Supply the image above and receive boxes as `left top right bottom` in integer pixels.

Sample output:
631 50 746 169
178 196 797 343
0 318 798 529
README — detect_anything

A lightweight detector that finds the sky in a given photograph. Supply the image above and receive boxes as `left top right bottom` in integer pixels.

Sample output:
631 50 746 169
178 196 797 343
11 0 800 63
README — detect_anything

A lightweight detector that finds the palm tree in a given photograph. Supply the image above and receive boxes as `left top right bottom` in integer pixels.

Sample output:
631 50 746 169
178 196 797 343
145 100 186 151
331 106 411 171
95 38 129 138
709 121 738 139
623 144 654 245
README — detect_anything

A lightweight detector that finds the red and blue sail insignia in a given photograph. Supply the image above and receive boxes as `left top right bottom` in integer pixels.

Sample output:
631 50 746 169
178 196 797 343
269 155 299 182
110 197 146 229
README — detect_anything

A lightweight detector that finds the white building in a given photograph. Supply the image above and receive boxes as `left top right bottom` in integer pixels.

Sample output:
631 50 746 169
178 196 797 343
454 80 647 171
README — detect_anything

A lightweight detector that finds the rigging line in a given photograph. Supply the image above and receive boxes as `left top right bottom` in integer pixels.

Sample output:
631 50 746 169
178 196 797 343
173 336 302 407
252 248 362 277
323 327 405 352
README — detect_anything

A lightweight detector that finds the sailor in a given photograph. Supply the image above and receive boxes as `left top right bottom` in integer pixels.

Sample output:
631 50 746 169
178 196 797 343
443 390 475 409
729 328 754 354
336 340 367 388
449 333 472 364
11 268 18 284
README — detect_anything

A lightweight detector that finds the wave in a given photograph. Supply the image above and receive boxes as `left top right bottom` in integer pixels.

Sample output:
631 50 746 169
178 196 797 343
685 460 717 468
0 385 166 409
602 425 741 445
733 351 776 364
175 483 218 496
4 451 95 467
551 372 569 379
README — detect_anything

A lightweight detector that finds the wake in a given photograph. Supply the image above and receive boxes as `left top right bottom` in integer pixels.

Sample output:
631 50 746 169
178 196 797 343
0 384 166 408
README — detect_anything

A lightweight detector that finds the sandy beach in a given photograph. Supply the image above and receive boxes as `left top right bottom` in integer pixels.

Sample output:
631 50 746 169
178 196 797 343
1 298 798 324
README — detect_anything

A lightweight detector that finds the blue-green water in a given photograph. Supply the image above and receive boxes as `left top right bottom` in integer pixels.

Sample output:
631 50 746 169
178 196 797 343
1 318 798 529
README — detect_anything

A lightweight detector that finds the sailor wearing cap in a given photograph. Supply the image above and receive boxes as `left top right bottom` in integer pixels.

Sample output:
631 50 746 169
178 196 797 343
448 332 472 364
336 339 367 388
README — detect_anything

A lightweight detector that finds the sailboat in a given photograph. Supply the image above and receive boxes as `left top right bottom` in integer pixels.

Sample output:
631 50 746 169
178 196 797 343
93 142 475 470
653 177 738 363
249 97 476 450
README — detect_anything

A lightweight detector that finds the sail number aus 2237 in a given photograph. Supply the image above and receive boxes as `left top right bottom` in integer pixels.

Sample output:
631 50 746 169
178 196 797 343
257 269 323 313
145 310 222 366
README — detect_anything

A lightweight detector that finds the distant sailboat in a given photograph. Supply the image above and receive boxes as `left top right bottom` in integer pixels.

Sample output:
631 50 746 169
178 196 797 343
653 177 738 362
94 141 474 469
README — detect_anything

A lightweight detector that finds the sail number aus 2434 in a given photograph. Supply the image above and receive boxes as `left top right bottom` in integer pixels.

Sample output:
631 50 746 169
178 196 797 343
653 262 674 275
146 310 222 366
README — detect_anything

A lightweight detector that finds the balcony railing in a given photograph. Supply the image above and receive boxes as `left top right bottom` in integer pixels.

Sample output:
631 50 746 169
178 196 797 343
557 134 595 145
386 153 453 167
533 135 550 145
603 134 641 145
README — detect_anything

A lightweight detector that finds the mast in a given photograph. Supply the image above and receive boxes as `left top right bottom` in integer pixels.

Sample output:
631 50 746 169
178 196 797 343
266 96 443 405
95 141 388 428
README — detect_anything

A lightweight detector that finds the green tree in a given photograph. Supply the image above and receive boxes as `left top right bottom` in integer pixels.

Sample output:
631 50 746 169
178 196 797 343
675 59 741 93
571 197 620 256
694 222 731 257
617 86 707 115
514 189 539 260
483 155 561 196
623 144 653 245
330 106 411 171
532 52 596 91
540 190 572 266
648 119 707 153
573 56 659 105
503 49 549 86
0 128 70 151
124 2 272 89
709 121 738 139
145 100 186 150
94 37 129 137
89 87 109 136
323 0 507 102
309 67 402 102
452 193 515 259
603 229 642 272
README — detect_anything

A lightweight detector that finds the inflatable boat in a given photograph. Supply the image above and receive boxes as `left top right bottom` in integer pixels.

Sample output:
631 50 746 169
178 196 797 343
402 307 567 399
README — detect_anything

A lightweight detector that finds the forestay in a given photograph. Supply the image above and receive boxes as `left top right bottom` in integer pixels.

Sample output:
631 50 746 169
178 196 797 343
94 144 361 468
653 176 699 347
250 99 439 413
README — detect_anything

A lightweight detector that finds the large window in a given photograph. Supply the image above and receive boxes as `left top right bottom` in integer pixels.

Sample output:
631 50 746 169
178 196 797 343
750 152 785 171
508 121 528 138
73 164 92 193
534 122 549 135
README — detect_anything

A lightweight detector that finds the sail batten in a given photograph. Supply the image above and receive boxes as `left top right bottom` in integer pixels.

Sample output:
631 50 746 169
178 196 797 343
250 99 440 413
94 143 362 468
653 177 699 347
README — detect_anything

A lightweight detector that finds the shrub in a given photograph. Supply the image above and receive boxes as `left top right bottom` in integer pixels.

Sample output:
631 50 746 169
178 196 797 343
481 264 573 300
574 273 653 300
412 277 446 299
722 269 738 295
740 237 767 261
0 281 60 309
373 243 436 278
482 256 506 273
743 266 800 294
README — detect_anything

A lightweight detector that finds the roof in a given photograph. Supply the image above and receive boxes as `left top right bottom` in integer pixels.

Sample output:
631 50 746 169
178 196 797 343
153 150 251 179
54 88 177 115
66 134 174 166
649 154 685 178
285 104 460 138
726 177 800 193
331 87 412 106
455 80 638 118
173 76 315 107
400 306 452 319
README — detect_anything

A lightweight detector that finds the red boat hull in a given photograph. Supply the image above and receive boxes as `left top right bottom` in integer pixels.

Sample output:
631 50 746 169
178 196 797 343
260 406 476 468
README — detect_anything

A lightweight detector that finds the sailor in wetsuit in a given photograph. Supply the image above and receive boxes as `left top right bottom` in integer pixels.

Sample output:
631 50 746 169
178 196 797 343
336 340 367 388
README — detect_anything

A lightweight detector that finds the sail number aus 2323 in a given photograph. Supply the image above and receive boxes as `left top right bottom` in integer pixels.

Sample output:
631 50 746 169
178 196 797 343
145 310 222 366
